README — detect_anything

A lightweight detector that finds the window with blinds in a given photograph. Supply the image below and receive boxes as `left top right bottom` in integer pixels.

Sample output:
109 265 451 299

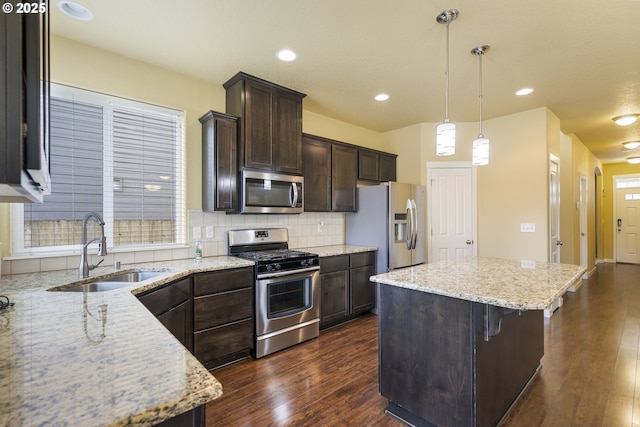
17 84 185 253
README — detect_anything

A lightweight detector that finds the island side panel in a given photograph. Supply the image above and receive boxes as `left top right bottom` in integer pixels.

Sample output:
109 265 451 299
474 306 544 427
378 283 475 427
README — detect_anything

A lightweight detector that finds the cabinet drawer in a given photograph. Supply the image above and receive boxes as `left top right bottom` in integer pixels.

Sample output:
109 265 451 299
137 278 191 317
194 287 253 330
193 267 253 296
320 255 349 274
350 251 376 269
194 318 253 366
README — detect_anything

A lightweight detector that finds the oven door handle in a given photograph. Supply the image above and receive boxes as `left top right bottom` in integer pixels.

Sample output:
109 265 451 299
257 266 320 280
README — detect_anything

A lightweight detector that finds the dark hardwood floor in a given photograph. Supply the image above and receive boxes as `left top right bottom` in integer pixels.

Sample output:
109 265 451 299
206 263 640 427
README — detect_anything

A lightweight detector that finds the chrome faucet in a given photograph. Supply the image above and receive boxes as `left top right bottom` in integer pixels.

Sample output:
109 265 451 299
78 212 108 279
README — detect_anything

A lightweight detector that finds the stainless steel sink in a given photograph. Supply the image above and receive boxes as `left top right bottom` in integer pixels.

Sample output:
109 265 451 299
47 270 166 292
56 282 133 293
99 271 164 283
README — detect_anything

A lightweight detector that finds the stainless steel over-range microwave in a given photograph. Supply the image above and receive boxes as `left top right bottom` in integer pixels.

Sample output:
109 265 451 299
241 170 303 214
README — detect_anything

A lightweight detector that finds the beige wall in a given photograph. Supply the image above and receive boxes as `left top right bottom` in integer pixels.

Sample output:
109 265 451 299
475 109 550 261
381 123 425 184
572 135 601 272
383 107 603 266
303 110 384 150
602 163 640 261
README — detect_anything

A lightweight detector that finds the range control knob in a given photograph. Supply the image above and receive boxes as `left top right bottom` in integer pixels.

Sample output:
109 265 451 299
275 263 281 270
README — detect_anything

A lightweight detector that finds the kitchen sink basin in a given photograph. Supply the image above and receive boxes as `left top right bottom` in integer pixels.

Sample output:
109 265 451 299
99 271 164 283
47 270 167 292
55 282 133 293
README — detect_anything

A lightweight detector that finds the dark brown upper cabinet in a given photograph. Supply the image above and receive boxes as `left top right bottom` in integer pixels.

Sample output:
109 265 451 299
358 148 397 182
224 72 306 175
379 152 397 182
331 144 358 212
303 133 397 212
199 111 239 212
302 135 332 211
303 134 357 213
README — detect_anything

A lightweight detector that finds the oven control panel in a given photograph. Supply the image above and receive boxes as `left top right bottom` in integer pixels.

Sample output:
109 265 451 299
258 256 319 274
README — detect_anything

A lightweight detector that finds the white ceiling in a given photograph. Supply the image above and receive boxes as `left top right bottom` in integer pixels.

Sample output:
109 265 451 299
50 0 640 164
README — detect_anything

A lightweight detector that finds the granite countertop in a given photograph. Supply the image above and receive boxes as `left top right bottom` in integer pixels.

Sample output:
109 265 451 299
370 257 586 310
298 244 378 258
0 256 254 426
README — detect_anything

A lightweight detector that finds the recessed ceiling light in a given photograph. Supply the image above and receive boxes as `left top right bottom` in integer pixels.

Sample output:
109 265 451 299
623 141 640 150
374 94 389 101
515 88 534 96
276 49 297 62
613 114 639 126
57 1 93 21
627 157 640 164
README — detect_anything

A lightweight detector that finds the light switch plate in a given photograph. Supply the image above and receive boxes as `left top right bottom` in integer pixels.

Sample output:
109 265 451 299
205 226 214 239
193 226 201 239
520 223 536 233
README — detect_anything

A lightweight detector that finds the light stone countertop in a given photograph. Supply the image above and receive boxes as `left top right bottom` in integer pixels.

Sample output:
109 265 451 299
0 256 255 427
298 244 378 258
370 257 586 310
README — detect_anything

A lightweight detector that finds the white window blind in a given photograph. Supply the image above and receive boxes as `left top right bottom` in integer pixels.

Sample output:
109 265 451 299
17 84 185 254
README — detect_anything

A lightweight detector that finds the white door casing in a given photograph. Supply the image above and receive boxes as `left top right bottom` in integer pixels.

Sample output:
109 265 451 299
615 174 640 264
580 175 588 276
549 154 561 263
427 162 477 263
579 175 589 274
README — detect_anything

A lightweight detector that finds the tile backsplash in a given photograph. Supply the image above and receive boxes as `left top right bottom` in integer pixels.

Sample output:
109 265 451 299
188 210 345 258
1 211 344 276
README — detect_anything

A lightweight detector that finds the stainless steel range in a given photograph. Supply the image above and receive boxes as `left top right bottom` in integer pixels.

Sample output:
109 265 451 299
228 228 320 358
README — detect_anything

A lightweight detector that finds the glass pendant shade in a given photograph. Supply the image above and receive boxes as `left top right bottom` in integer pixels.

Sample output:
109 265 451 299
436 121 456 156
472 136 489 165
471 45 490 166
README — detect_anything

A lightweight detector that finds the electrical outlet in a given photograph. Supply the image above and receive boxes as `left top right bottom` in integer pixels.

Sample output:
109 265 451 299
193 226 201 240
520 223 536 233
521 260 536 269
317 221 325 233
205 226 214 239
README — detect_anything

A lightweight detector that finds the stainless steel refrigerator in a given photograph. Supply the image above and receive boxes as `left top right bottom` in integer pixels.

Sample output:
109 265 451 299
346 182 426 274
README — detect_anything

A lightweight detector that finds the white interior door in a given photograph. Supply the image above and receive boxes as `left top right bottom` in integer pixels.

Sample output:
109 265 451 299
615 175 640 264
427 163 476 262
549 155 561 263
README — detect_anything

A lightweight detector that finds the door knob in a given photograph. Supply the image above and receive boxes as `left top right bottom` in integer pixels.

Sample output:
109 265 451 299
556 241 563 246
466 240 474 245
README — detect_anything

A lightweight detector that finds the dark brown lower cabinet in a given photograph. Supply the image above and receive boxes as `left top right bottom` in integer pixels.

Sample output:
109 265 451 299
137 266 254 371
320 251 376 329
379 283 543 427
137 277 193 352
193 267 254 370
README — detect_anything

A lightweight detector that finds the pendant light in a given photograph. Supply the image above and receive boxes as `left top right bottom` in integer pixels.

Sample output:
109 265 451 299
471 45 490 166
436 9 459 156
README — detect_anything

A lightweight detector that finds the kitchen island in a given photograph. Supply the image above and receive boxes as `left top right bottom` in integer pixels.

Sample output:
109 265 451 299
370 257 586 427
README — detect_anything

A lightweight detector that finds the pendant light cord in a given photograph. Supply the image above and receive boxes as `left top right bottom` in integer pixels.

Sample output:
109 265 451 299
444 20 451 122
478 51 483 136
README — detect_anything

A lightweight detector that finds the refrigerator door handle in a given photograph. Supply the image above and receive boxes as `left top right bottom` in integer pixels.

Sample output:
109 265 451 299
411 199 418 250
406 199 414 250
